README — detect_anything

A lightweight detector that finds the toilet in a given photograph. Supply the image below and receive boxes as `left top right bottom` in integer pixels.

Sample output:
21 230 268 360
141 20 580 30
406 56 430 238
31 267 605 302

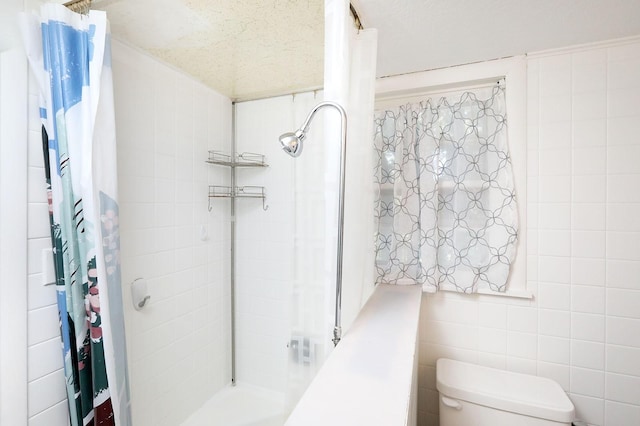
436 358 575 426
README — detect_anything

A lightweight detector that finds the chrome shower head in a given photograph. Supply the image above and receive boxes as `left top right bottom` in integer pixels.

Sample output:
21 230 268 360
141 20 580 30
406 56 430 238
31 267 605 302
279 129 305 157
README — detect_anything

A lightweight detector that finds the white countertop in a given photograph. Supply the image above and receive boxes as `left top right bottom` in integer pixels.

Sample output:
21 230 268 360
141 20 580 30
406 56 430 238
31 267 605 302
286 283 423 426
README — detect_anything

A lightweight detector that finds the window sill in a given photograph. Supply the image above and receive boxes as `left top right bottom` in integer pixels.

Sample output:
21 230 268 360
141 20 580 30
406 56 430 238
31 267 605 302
423 286 534 300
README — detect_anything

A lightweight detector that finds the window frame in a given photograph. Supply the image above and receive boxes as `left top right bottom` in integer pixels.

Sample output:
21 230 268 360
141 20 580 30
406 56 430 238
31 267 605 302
374 56 530 299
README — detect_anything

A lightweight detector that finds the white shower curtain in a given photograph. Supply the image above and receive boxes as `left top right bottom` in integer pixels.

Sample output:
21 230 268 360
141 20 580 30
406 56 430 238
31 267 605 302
285 0 378 411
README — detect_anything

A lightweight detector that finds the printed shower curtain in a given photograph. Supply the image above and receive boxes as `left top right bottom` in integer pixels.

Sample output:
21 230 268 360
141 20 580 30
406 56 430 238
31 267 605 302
21 4 131 425
374 83 518 293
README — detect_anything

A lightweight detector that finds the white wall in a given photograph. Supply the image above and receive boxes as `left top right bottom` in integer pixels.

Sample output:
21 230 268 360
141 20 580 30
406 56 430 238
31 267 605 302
111 40 232 426
417 37 640 426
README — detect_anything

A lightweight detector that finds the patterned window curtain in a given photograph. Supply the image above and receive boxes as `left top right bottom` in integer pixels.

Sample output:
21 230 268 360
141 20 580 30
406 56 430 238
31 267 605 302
373 82 518 293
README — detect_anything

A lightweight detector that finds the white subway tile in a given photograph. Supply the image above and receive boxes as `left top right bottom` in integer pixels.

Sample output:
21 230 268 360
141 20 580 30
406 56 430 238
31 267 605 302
607 116 638 146
539 121 571 150
572 51 607 92
607 288 640 319
478 327 507 355
569 393 604 426
422 295 478 325
573 91 607 121
571 285 605 314
28 202 50 240
572 147 607 175
607 316 640 349
571 204 605 231
478 302 507 329
608 232 640 262
539 231 571 257
27 338 62 382
538 204 571 230
539 335 570 364
571 340 604 370
539 175 571 203
572 312 605 342
506 357 537 375
539 309 570 338
571 257 605 287
540 55 572 97
608 58 640 90
608 145 640 175
606 372 640 405
572 175 606 203
154 154 175 180
507 306 538 333
506 331 537 359
570 367 605 398
608 87 640 118
540 95 572 123
538 282 571 310
537 361 570 391
28 400 69 426
605 400 640 426
539 255 571 283
607 174 640 203
607 344 640 377
527 124 539 152
27 166 47 204
539 149 571 176
27 305 59 346
572 119 606 147
28 369 67 417
607 203 640 232
27 274 57 310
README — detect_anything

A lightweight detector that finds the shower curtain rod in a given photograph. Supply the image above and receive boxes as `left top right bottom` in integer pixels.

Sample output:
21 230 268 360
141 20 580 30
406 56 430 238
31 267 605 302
64 0 92 15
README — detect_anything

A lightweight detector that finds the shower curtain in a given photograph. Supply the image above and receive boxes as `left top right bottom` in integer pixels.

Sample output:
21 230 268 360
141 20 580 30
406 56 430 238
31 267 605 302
21 4 131 425
285 0 377 411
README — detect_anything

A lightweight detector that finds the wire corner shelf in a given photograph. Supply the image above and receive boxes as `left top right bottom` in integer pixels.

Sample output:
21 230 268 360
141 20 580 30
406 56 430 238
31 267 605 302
206 150 269 168
206 150 269 212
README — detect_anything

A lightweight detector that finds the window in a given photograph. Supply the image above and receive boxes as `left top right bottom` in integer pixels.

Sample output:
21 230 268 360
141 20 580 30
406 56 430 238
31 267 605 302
373 57 529 298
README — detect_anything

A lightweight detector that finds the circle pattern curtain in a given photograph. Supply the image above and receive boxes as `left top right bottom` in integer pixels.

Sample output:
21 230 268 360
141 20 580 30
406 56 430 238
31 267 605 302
374 82 518 293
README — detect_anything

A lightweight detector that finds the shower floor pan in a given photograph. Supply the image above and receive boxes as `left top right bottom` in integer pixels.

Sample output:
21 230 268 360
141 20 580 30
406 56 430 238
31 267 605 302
181 383 286 426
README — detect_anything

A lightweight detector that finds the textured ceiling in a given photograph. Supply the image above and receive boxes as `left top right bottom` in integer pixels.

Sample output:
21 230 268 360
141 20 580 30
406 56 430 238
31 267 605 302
95 0 324 101
88 0 640 100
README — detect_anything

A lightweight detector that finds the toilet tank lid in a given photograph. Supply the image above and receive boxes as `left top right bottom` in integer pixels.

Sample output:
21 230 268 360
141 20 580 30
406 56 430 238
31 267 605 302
436 358 575 423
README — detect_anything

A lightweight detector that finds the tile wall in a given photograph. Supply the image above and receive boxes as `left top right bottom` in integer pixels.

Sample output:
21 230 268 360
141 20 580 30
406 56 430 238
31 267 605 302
417 38 640 426
26 57 71 426
112 40 232 426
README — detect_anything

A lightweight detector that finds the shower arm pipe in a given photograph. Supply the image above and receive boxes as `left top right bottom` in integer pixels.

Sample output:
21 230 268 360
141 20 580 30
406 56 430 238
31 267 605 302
299 101 347 347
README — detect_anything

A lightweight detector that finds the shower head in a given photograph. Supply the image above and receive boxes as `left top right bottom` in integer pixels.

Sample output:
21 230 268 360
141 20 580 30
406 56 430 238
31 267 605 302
279 129 305 157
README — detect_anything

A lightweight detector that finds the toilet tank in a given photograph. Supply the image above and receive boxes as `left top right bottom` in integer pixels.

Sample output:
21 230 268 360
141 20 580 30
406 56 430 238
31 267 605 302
436 358 574 426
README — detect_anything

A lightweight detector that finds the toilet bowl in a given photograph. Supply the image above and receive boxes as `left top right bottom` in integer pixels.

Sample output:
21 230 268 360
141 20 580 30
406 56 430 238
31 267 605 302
436 358 575 426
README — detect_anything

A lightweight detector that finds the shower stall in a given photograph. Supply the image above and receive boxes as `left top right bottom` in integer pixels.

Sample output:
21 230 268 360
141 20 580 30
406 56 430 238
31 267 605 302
111 1 377 425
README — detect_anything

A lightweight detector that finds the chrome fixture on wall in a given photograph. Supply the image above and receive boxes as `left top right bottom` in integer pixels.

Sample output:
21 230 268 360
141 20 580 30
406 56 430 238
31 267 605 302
278 101 347 347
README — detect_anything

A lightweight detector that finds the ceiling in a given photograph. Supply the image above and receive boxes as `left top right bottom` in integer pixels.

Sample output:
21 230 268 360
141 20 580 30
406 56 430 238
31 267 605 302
89 0 640 101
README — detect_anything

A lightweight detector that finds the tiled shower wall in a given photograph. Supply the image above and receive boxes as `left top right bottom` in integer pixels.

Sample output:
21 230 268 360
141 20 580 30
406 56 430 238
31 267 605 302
112 41 232 426
418 38 640 426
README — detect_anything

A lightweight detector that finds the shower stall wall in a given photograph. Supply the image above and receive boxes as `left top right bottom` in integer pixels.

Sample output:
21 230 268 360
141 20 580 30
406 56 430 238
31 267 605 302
112 39 233 426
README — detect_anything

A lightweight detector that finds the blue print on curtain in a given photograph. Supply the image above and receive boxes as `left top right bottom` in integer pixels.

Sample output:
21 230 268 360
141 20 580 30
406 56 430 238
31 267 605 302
22 4 131 425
